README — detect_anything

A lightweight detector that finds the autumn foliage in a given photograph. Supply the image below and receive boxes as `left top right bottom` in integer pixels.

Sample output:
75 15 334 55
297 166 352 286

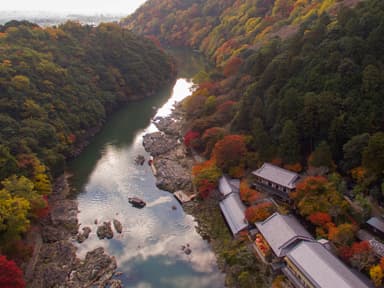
370 265 383 287
283 163 303 173
291 176 348 219
328 223 357 246
201 127 226 157
0 255 25 288
338 241 375 267
184 130 200 148
240 180 263 205
245 202 275 223
308 212 332 227
192 159 221 198
223 56 243 77
213 134 247 172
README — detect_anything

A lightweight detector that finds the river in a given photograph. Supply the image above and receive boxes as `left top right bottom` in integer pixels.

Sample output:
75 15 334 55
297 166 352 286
68 50 225 288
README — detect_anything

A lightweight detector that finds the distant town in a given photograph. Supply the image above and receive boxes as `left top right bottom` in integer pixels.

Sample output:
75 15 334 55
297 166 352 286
0 11 123 26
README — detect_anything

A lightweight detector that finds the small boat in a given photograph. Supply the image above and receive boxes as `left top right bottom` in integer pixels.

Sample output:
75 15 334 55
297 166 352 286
128 197 146 208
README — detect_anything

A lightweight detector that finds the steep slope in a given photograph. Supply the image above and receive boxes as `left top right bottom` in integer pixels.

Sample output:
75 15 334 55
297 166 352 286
0 20 175 259
125 0 384 193
123 0 363 66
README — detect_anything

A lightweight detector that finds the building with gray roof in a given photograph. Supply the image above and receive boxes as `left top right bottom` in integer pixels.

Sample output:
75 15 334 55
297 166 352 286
218 175 239 198
283 241 371 288
366 217 384 238
219 192 248 236
252 163 300 199
255 212 313 257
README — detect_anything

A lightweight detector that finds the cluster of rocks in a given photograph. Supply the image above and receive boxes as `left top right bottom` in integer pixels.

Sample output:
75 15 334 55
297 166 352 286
143 115 194 193
152 116 183 136
143 131 179 157
96 219 123 240
28 175 122 288
181 244 192 255
77 226 92 243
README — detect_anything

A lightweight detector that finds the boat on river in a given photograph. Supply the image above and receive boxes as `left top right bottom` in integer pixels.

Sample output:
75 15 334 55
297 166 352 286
128 197 146 208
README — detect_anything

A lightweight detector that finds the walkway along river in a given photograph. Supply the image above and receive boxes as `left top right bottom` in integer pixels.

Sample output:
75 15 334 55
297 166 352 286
68 50 225 288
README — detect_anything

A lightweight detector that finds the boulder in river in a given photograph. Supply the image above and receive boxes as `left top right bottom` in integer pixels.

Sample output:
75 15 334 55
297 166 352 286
77 226 92 243
135 154 145 165
97 222 113 239
113 219 123 234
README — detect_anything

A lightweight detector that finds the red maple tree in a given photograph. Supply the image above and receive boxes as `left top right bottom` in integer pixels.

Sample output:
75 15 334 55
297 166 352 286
0 255 26 288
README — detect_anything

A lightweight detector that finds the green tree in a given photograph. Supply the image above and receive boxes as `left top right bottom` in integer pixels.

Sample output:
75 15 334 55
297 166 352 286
308 141 334 169
342 133 370 172
0 146 18 179
363 132 384 177
279 120 300 164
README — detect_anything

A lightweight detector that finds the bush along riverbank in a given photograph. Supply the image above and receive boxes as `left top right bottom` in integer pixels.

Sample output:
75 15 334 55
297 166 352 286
143 106 271 287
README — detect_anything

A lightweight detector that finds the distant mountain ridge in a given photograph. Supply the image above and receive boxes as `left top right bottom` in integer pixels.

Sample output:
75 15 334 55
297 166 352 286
123 0 364 66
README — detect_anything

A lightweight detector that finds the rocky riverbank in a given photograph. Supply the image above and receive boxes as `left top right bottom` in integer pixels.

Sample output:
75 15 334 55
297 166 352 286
143 111 194 193
26 174 121 288
142 107 271 287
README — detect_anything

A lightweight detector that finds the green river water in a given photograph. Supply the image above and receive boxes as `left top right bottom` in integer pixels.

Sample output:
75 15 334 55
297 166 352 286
68 50 225 288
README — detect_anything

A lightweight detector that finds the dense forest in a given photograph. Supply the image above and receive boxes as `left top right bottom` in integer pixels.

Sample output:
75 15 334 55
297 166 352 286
0 20 175 270
126 0 384 286
125 0 384 200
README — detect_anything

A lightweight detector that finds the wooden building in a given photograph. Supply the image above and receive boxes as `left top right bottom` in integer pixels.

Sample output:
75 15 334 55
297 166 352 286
252 163 300 200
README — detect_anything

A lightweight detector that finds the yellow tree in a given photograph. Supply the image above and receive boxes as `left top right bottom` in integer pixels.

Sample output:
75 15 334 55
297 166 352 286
0 188 30 243
370 265 383 287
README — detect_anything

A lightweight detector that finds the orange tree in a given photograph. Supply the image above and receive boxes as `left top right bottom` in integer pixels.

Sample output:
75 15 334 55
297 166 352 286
192 159 222 198
245 202 275 223
291 176 349 220
240 180 263 205
213 134 247 173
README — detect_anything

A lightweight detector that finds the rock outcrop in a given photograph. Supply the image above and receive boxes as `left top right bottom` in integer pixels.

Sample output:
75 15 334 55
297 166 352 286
143 131 179 156
77 226 92 243
113 219 123 234
28 175 120 288
143 116 193 193
97 221 114 239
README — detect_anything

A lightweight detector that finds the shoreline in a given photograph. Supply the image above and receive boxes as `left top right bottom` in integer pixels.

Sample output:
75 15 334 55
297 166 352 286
143 107 271 287
26 173 121 288
23 79 178 287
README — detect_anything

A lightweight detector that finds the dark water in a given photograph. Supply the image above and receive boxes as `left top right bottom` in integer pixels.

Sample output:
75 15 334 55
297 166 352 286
68 50 224 288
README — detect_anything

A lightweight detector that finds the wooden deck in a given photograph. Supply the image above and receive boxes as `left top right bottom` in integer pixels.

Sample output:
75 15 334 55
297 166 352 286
174 190 196 204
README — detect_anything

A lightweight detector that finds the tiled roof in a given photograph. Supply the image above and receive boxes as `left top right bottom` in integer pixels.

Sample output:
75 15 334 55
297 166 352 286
252 163 299 189
286 241 371 288
255 212 313 257
218 176 240 197
219 193 248 235
367 217 384 233
219 176 234 197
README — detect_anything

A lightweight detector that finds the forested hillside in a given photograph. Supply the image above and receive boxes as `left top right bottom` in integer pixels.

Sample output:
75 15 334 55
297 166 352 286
123 0 362 66
0 20 174 264
125 0 384 197
125 1 384 285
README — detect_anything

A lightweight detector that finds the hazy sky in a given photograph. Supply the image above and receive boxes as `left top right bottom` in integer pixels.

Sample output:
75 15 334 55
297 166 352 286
0 0 148 15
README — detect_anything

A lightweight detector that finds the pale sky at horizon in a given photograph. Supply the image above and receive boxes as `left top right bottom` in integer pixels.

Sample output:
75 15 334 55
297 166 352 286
0 0 148 15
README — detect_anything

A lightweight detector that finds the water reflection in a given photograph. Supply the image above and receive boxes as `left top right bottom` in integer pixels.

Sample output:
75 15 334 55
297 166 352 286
70 78 224 288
